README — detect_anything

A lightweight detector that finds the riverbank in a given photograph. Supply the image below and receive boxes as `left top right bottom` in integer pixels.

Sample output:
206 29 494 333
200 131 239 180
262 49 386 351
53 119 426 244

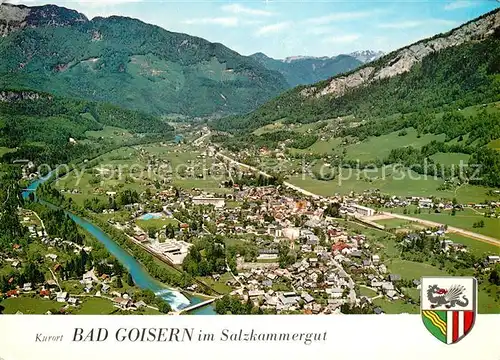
23 176 216 314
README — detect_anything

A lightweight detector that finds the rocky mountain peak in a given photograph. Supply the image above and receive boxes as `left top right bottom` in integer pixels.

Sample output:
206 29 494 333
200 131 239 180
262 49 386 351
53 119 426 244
306 8 500 99
0 3 88 37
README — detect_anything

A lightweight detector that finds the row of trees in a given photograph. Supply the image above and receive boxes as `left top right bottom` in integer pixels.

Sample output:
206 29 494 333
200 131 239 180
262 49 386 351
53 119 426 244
214 295 273 315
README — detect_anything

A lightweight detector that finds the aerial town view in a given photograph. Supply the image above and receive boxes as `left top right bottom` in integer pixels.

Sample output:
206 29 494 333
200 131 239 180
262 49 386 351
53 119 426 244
0 1 499 316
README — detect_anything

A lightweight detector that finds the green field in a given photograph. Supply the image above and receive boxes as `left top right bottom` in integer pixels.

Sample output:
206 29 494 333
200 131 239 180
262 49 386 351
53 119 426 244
345 128 445 162
0 147 14 158
446 233 500 257
54 143 231 202
372 298 419 314
375 219 413 229
386 259 448 280
341 219 390 239
289 137 343 155
488 138 500 150
386 207 500 240
430 152 470 165
74 297 117 315
288 167 444 198
85 126 134 145
358 286 378 298
288 170 497 203
136 218 179 232
478 282 500 314
197 273 234 294
253 122 284 135
173 178 230 194
0 297 62 314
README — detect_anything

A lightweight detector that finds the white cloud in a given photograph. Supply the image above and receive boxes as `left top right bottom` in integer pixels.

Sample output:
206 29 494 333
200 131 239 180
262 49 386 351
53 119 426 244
378 19 457 29
322 34 360 44
221 4 273 17
304 11 376 26
444 1 476 11
306 26 336 36
78 0 141 4
182 17 239 27
65 0 143 6
378 21 422 29
255 22 291 36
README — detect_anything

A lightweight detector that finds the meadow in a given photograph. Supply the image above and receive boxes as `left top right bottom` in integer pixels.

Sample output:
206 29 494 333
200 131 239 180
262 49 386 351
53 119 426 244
488 139 500 150
73 297 117 315
85 126 134 145
0 147 14 158
386 259 448 280
136 218 179 233
345 128 445 162
430 152 470 165
374 218 413 229
372 298 419 314
197 272 234 294
0 297 61 314
288 169 498 203
54 142 231 204
287 168 445 198
384 206 500 240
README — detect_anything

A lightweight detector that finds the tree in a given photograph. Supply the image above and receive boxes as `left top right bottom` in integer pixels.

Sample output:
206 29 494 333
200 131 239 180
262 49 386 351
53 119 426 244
157 299 172 314
317 272 325 284
127 273 134 287
489 268 500 286
324 203 341 218
473 220 485 228
115 276 123 288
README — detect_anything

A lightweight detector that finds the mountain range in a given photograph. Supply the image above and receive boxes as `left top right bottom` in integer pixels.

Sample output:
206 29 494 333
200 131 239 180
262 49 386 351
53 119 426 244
250 52 369 87
0 3 288 117
0 3 388 117
215 8 500 133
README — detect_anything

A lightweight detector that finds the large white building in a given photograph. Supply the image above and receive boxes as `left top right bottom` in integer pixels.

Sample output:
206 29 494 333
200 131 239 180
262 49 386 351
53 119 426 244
350 204 375 217
153 240 193 265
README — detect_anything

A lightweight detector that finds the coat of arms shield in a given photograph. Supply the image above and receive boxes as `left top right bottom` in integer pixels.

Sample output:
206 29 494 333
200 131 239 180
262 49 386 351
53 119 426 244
421 277 477 344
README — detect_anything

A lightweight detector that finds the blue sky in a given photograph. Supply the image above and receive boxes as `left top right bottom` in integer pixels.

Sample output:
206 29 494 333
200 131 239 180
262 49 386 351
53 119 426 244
9 0 500 58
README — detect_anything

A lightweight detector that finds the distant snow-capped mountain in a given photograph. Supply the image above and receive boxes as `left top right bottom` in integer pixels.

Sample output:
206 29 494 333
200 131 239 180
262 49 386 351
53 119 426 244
349 50 385 63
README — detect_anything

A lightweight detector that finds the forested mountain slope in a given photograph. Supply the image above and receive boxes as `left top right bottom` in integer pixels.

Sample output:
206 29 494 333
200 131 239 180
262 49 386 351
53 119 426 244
0 90 173 165
0 3 287 117
212 9 500 188
214 9 500 133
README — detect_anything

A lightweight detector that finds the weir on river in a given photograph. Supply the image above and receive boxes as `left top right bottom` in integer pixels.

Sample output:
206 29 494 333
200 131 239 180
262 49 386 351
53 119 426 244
22 175 215 314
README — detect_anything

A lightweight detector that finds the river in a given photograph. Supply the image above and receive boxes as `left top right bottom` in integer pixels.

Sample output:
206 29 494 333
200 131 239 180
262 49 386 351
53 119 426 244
22 175 215 315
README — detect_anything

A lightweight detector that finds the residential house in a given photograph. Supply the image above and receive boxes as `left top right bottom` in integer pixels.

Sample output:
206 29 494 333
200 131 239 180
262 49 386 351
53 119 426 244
56 292 69 303
22 283 32 291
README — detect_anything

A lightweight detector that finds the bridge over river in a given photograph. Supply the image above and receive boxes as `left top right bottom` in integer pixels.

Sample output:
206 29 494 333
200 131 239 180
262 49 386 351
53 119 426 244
175 297 220 315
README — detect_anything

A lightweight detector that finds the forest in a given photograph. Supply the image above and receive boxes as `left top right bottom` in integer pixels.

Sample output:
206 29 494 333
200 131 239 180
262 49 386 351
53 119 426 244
0 90 174 166
0 11 287 117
